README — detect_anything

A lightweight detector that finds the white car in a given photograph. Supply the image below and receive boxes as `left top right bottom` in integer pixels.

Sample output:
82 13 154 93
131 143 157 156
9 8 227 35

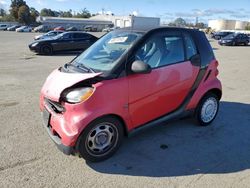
102 26 120 32
0 24 9 31
16 26 32 32
34 31 64 40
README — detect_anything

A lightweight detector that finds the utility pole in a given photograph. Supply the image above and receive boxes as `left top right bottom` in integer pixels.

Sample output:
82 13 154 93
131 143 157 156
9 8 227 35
196 16 199 25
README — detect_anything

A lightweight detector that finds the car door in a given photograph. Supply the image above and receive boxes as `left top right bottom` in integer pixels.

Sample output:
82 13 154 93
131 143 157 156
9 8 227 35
234 34 241 44
127 31 200 128
241 34 248 44
72 33 94 51
52 33 73 51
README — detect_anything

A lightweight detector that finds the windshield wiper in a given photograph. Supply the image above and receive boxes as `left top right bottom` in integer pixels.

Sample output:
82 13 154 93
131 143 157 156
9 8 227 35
76 63 95 73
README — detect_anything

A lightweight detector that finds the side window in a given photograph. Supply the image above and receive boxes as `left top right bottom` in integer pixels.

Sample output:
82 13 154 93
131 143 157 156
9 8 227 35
48 32 56 36
74 33 91 39
62 33 72 40
135 34 185 68
184 34 197 59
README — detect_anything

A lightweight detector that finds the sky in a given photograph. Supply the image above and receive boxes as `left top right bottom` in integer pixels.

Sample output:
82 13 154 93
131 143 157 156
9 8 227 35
1 0 250 23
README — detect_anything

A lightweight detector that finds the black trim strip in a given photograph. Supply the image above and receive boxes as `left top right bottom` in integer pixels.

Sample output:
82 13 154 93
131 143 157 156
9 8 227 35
204 70 211 82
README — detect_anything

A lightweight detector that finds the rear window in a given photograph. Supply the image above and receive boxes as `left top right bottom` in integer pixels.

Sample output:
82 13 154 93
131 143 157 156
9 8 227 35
184 34 197 59
73 33 91 39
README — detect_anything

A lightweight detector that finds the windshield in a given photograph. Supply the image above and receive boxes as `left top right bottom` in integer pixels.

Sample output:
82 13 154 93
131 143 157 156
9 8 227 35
71 31 143 73
54 33 64 39
223 33 236 39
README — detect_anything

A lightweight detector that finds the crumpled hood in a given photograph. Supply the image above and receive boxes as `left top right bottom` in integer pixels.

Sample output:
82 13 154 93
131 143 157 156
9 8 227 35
41 69 102 101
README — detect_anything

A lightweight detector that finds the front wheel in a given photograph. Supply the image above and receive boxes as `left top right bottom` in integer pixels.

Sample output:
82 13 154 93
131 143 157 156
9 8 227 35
77 116 124 162
40 45 53 55
196 93 219 126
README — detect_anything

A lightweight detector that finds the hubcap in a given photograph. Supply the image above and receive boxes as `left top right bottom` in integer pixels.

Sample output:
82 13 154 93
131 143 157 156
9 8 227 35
201 97 218 123
86 123 118 156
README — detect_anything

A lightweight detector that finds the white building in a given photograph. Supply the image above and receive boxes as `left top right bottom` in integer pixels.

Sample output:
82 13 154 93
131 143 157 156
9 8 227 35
37 15 160 31
36 16 113 31
208 19 250 31
90 14 160 29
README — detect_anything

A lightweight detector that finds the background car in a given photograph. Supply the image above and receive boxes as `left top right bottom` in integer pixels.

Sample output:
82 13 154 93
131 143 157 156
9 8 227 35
34 25 51 33
29 31 98 55
16 26 32 32
211 31 234 40
7 25 21 31
83 25 98 32
0 24 9 31
66 26 78 31
34 31 64 40
219 33 249 46
102 26 120 32
54 26 65 31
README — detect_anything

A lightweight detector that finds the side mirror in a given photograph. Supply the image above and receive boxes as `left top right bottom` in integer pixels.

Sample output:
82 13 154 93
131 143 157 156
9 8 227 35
131 60 152 74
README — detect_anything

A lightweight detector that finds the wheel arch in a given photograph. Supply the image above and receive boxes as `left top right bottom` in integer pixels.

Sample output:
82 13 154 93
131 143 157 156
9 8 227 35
78 113 129 139
40 43 53 53
204 88 222 100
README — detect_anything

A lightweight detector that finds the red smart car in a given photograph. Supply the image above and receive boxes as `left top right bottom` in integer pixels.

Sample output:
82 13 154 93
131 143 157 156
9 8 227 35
40 27 222 162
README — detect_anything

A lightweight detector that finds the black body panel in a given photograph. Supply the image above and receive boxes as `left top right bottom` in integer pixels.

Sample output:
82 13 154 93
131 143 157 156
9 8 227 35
29 31 98 54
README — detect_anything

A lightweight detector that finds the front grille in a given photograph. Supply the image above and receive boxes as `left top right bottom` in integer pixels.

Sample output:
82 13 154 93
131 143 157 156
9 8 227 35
45 98 65 113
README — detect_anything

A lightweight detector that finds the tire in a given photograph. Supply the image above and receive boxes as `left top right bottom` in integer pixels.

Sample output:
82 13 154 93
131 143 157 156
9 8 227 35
40 45 53 55
77 116 124 162
196 93 219 126
245 41 249 46
232 42 236 46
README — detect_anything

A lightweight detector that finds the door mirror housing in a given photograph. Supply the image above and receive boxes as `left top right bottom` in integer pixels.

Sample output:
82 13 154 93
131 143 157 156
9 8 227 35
131 60 152 74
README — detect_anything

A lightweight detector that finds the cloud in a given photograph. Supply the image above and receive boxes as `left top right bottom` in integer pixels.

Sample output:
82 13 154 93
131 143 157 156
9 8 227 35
0 0 7 4
0 0 7 9
174 8 250 20
35 0 45 6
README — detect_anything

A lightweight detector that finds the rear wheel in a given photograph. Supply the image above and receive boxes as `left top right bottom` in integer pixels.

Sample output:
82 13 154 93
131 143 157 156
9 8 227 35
77 116 124 162
196 93 219 126
40 45 53 55
244 41 249 46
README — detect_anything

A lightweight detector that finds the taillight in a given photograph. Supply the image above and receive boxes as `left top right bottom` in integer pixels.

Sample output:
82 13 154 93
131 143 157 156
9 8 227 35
215 60 219 76
215 69 219 76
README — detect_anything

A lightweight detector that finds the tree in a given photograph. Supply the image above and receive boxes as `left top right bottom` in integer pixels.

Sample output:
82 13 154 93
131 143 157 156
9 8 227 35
0 14 15 22
59 10 73 18
30 7 39 23
0 8 6 17
195 22 206 29
74 8 91 18
18 5 30 24
10 0 27 20
245 24 250 30
40 8 57 17
174 18 186 27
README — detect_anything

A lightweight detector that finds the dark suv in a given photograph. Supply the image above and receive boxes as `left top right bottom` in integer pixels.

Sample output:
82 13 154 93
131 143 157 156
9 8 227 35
219 33 249 46
211 31 234 40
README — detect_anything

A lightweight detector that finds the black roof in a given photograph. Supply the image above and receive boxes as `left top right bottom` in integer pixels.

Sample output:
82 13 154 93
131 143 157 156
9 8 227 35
118 26 202 34
118 26 214 68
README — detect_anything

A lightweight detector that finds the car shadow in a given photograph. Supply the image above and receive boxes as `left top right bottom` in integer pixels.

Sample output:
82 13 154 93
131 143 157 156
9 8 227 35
87 101 250 177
